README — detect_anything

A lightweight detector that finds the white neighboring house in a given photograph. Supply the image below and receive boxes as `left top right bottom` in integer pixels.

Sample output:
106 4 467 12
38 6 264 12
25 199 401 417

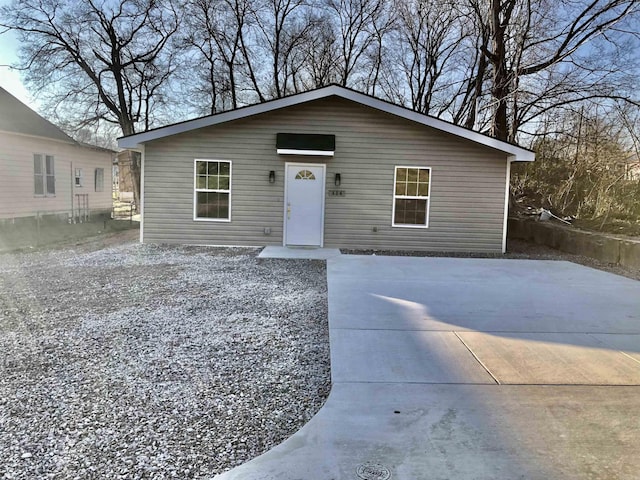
0 87 114 222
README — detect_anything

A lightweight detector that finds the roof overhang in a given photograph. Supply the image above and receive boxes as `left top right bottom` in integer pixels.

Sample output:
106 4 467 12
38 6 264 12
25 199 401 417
118 85 535 162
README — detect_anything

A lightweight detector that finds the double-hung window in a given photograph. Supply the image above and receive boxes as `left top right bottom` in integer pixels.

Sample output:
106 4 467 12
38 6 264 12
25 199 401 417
75 168 83 187
34 154 55 196
194 159 231 221
393 166 431 227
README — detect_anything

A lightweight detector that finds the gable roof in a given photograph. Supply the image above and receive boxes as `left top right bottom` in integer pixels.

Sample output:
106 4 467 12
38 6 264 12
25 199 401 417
0 87 75 143
118 84 535 162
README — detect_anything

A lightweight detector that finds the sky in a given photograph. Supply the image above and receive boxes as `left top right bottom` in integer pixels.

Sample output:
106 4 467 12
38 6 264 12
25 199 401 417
0 0 37 109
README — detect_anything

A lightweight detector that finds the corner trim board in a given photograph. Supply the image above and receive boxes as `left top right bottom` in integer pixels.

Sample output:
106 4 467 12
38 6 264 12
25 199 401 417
140 146 145 244
502 160 511 254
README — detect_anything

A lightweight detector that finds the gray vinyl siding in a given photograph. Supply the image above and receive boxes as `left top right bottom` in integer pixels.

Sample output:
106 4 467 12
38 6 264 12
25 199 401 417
143 97 508 252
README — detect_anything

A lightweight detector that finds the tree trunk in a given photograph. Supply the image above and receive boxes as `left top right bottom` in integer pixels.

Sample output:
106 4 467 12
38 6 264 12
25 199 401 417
121 121 141 213
488 0 511 141
128 150 142 213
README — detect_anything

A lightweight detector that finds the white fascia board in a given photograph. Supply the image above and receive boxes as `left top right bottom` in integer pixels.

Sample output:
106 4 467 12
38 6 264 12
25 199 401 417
277 148 334 156
119 146 144 153
117 84 535 162
119 141 144 150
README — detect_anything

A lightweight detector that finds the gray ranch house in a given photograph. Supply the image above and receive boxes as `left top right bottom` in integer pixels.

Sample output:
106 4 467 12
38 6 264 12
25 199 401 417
118 85 534 253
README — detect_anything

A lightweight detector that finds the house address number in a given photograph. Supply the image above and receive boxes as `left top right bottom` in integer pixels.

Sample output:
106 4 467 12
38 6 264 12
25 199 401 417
329 189 346 196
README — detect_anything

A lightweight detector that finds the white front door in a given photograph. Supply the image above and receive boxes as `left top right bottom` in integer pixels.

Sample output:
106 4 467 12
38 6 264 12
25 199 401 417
284 163 326 246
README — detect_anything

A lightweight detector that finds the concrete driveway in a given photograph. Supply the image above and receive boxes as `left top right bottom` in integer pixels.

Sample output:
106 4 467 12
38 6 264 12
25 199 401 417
216 256 640 480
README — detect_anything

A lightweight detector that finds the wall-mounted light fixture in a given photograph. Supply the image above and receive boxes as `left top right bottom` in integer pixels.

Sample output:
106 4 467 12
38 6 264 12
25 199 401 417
334 173 341 186
269 170 276 183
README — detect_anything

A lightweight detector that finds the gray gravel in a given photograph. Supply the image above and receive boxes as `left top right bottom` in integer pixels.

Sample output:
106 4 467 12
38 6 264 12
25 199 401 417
0 241 330 479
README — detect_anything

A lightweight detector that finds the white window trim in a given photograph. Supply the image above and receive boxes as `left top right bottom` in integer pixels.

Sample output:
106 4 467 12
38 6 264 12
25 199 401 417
34 153 56 197
75 168 83 187
391 166 431 229
193 159 232 222
95 168 105 192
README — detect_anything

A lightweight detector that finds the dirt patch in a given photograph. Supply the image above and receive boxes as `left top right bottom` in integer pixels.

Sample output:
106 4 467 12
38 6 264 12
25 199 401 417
0 218 139 253
572 216 640 237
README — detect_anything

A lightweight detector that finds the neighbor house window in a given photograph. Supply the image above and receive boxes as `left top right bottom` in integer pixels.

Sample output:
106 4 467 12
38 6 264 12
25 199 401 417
75 168 83 187
194 160 231 221
95 168 104 192
34 154 55 196
393 166 431 227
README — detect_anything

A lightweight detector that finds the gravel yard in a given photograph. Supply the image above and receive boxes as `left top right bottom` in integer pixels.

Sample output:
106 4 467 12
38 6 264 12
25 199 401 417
0 236 330 479
2 230 637 480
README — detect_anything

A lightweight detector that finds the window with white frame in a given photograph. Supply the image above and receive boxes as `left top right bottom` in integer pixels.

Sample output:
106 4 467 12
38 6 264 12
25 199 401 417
75 168 83 187
393 166 431 227
34 154 55 196
194 160 231 221
95 168 104 192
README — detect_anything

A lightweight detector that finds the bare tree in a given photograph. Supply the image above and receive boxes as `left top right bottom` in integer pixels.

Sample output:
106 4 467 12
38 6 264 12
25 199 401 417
253 0 317 98
394 0 465 115
472 0 639 142
183 0 255 113
359 2 395 96
616 103 640 162
447 3 491 130
3 0 638 166
299 18 340 88
325 0 390 88
513 105 639 221
0 0 180 208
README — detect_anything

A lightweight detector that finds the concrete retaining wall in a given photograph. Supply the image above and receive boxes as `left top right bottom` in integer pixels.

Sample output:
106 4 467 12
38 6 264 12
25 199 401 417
508 218 640 270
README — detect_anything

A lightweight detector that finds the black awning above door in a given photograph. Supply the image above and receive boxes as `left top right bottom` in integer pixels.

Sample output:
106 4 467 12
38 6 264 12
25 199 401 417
276 133 335 156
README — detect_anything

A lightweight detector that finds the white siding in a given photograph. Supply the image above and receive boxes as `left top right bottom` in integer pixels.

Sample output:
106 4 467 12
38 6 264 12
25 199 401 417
0 131 113 219
143 97 509 253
